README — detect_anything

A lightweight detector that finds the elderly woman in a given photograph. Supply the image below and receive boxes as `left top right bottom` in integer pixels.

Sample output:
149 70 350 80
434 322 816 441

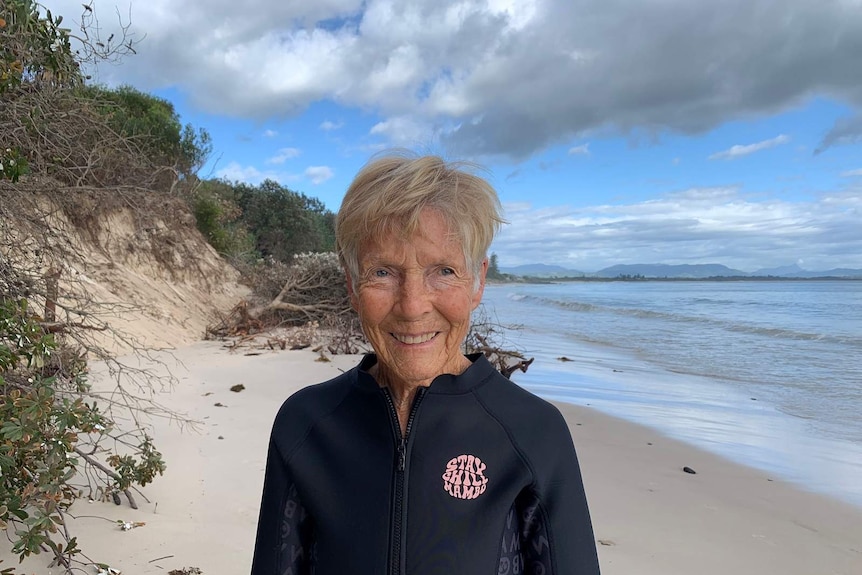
251 154 600 575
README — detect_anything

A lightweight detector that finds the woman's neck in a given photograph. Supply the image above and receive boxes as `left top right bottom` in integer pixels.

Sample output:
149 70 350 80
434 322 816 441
371 364 420 436
370 356 472 435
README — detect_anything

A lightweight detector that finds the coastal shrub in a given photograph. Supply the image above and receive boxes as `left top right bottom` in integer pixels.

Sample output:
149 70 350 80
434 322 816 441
232 179 336 262
1 3 177 572
0 147 28 182
79 84 213 183
0 298 166 572
0 0 81 93
189 177 337 268
190 180 256 260
1 1 213 193
192 190 232 252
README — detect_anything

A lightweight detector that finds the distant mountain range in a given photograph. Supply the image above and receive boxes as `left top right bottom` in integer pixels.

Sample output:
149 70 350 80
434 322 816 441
499 262 862 279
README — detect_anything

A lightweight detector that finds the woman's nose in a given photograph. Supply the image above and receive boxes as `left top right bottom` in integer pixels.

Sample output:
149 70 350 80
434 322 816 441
396 273 433 318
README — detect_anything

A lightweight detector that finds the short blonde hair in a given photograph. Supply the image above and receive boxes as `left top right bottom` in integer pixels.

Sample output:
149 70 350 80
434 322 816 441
336 152 505 288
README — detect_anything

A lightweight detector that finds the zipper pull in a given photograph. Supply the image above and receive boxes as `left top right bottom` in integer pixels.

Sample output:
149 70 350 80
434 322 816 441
397 439 407 471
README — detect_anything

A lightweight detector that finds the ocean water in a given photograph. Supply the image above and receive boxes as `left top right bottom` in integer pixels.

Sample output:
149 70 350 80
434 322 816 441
479 280 862 507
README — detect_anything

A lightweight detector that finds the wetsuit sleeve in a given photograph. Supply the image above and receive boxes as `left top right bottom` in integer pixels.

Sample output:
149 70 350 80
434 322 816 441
250 437 314 575
522 409 600 575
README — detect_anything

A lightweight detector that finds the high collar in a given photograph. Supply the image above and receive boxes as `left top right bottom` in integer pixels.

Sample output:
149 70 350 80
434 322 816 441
355 353 497 395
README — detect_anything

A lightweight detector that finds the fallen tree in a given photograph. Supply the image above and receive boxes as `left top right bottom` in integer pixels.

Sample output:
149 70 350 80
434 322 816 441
253 252 351 324
207 252 354 336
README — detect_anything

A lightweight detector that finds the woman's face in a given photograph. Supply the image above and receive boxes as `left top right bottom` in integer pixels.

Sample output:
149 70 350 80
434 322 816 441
348 209 487 388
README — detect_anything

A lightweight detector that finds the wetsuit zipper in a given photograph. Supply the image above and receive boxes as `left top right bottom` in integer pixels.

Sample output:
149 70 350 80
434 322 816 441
383 387 427 575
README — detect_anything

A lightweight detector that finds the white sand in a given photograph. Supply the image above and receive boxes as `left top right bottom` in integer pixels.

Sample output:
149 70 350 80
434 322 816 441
3 341 861 574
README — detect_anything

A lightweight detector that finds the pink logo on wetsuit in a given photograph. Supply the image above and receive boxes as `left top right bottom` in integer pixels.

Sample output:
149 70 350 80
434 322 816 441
442 454 489 500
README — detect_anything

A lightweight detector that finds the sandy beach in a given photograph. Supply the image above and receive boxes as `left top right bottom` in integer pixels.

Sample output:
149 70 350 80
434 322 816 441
3 340 861 574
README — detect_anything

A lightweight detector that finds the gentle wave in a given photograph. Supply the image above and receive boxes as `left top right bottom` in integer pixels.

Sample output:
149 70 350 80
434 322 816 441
489 282 862 506
512 293 862 347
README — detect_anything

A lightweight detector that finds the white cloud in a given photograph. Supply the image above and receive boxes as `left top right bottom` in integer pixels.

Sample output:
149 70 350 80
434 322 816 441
263 129 278 138
370 116 433 146
492 187 862 272
320 120 344 131
708 135 791 160
305 165 334 184
216 161 285 184
267 147 302 164
42 0 862 159
568 144 590 156
840 168 862 177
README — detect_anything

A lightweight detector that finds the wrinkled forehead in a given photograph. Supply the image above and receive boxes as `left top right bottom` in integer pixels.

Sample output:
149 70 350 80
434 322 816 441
357 210 465 263
368 210 459 244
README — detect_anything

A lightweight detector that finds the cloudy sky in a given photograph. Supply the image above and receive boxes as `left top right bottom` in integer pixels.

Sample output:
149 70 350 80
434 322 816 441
42 0 862 272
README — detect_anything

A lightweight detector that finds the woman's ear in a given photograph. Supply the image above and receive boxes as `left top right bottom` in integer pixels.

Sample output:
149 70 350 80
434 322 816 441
472 258 488 309
345 271 360 311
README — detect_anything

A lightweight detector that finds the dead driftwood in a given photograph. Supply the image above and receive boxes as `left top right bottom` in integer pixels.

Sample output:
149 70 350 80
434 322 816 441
207 300 266 339
207 253 354 339
255 253 350 322
469 333 534 378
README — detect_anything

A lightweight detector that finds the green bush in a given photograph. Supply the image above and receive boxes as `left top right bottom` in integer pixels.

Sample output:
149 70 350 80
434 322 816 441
191 182 255 259
0 299 165 572
0 147 28 182
232 179 336 262
80 84 212 180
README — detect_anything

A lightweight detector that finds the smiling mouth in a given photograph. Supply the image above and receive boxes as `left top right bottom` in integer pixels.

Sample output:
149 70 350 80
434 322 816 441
392 332 438 345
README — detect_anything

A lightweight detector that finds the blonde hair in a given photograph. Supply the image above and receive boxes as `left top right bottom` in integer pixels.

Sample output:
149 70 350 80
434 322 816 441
336 152 505 289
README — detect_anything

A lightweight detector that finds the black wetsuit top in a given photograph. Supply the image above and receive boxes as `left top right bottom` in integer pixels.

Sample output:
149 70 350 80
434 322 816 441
251 353 600 575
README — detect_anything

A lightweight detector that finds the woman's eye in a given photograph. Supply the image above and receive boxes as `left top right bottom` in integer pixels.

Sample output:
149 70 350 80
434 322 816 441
440 267 455 276
373 269 389 278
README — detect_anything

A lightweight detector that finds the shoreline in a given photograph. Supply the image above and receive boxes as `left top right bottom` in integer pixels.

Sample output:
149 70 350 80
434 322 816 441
480 283 862 509
3 341 862 574
560 400 862 574
490 277 862 283
512 341 862 510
